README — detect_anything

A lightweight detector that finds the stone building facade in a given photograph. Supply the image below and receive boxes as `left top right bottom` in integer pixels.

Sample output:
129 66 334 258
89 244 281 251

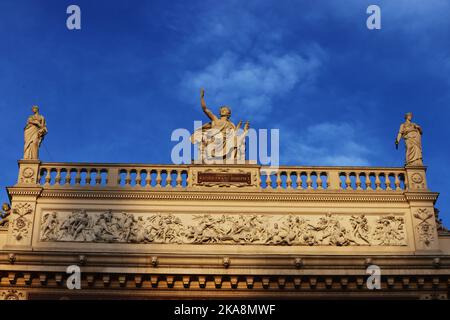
0 159 449 299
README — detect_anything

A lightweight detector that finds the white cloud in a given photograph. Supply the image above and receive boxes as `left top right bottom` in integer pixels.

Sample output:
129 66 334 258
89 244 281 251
180 49 323 121
280 122 373 166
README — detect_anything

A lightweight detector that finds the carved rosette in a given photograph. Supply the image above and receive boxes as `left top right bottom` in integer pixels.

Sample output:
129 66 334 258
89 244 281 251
413 208 435 247
405 167 427 191
40 210 407 247
0 289 27 300
20 167 35 184
11 203 33 241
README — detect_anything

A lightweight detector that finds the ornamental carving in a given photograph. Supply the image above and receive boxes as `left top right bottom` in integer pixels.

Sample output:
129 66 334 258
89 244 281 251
413 208 435 246
40 210 407 246
12 203 33 241
0 290 26 300
20 167 36 184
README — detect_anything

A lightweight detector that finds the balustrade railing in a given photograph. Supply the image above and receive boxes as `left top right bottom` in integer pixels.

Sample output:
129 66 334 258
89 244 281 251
35 163 407 192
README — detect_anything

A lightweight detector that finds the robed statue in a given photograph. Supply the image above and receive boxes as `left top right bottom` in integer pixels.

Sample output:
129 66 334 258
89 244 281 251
23 105 48 160
395 112 423 166
191 89 249 163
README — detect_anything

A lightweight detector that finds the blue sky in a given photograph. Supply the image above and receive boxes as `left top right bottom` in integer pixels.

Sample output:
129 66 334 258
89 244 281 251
0 0 449 225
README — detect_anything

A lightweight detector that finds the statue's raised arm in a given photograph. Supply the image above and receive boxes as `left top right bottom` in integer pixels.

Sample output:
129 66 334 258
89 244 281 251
200 88 217 121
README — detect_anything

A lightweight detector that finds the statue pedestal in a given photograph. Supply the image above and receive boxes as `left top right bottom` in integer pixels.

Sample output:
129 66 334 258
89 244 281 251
405 165 428 191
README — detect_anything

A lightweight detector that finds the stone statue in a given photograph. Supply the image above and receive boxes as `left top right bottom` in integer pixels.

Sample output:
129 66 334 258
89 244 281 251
395 112 423 166
0 203 11 227
23 105 48 160
191 88 249 163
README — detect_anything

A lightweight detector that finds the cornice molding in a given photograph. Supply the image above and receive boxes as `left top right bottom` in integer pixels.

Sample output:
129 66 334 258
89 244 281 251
404 192 439 203
30 188 414 202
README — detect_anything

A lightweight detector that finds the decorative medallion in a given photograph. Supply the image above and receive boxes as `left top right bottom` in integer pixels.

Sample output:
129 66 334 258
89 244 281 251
20 167 35 184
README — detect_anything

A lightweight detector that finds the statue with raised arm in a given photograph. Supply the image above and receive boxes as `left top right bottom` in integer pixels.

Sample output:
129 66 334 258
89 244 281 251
191 88 249 163
23 105 48 160
395 112 423 166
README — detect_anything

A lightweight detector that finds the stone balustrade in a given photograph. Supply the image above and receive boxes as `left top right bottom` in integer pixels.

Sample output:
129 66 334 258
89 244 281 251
34 162 408 191
259 167 406 191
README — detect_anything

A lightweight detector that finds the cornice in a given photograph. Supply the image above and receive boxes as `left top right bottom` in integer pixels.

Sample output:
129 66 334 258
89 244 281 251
29 188 415 203
404 192 440 203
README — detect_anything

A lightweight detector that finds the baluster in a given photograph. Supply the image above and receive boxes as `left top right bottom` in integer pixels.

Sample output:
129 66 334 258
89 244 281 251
166 170 173 187
365 172 373 190
75 169 82 184
317 174 323 190
44 168 52 185
135 170 142 186
394 173 401 190
54 168 61 185
375 173 381 190
286 171 292 189
276 171 282 188
296 172 302 190
156 169 162 187
306 172 313 189
95 170 102 185
125 170 131 186
385 173 393 191
176 170 182 187
86 170 92 185
37 169 43 185
145 170 152 187
345 173 351 190
355 173 362 190
65 169 72 185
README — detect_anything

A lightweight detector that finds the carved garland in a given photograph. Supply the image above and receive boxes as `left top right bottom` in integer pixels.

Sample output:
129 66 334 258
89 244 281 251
40 211 407 246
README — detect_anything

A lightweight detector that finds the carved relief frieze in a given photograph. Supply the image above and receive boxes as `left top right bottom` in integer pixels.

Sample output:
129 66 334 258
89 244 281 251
40 210 407 246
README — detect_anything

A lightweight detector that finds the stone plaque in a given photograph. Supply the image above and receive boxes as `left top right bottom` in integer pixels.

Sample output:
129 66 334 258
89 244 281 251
197 172 251 185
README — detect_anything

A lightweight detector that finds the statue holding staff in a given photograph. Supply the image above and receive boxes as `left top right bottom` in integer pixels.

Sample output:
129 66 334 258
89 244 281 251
23 105 48 160
395 112 423 166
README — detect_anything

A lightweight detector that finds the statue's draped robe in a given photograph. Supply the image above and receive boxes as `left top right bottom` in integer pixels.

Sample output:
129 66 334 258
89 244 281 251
191 120 238 161
24 114 47 160
399 122 423 166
